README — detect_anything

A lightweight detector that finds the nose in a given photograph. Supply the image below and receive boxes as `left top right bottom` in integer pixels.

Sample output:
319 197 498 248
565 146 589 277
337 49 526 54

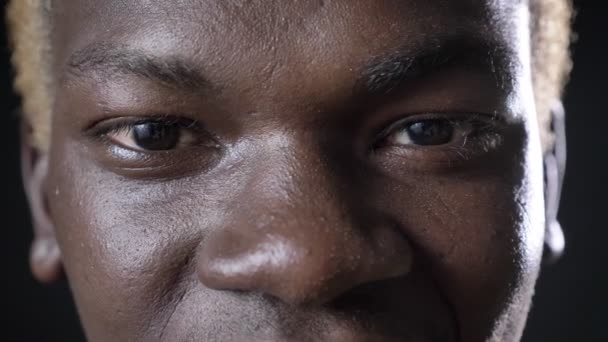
197 139 413 306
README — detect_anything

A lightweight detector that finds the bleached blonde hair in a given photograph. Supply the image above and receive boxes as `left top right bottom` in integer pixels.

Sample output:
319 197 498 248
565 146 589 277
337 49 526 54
6 0 573 151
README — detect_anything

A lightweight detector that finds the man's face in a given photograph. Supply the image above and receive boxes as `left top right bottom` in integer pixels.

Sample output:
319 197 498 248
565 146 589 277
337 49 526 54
40 0 545 340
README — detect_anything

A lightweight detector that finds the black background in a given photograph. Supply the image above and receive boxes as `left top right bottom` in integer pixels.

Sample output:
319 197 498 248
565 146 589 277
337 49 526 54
2 1 606 341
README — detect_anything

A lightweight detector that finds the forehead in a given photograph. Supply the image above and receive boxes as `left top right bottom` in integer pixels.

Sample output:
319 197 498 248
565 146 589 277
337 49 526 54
55 0 515 35
51 0 523 68
50 0 529 118
53 0 518 29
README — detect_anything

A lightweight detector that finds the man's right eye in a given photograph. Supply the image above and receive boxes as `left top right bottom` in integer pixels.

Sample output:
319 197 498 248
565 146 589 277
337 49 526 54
84 116 222 178
94 118 203 152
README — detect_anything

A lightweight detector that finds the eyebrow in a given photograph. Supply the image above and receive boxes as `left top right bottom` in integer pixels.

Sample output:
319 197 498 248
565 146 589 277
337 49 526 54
66 35 515 97
358 35 516 96
66 44 211 91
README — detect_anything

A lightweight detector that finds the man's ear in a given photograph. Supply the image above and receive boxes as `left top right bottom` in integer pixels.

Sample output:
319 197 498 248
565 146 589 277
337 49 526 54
21 121 62 283
543 101 567 264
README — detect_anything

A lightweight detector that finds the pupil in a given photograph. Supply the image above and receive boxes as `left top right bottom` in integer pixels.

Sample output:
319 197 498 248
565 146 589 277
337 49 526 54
132 122 180 150
407 120 453 145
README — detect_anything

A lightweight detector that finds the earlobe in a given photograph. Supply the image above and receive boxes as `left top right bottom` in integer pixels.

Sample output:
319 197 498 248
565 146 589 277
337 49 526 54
543 101 567 264
21 121 63 283
30 235 62 283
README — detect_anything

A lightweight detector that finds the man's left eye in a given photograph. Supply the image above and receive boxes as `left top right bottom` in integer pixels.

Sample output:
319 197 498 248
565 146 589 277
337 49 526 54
383 118 476 147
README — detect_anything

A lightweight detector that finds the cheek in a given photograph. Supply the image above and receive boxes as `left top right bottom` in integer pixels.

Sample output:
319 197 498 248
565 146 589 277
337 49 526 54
379 134 545 340
47 141 231 339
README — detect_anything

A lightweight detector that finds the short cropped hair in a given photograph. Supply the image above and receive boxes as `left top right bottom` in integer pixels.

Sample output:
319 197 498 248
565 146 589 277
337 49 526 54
6 0 573 151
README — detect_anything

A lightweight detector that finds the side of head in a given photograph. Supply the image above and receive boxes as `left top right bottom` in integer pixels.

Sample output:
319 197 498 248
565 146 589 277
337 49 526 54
8 1 572 341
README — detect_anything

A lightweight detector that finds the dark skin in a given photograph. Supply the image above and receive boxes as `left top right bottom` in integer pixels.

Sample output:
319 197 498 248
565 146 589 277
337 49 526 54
22 0 566 341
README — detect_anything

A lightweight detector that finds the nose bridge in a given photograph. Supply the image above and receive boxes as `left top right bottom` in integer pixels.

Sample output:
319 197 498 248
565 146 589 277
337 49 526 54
197 132 413 305
238 130 356 219
260 131 350 220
